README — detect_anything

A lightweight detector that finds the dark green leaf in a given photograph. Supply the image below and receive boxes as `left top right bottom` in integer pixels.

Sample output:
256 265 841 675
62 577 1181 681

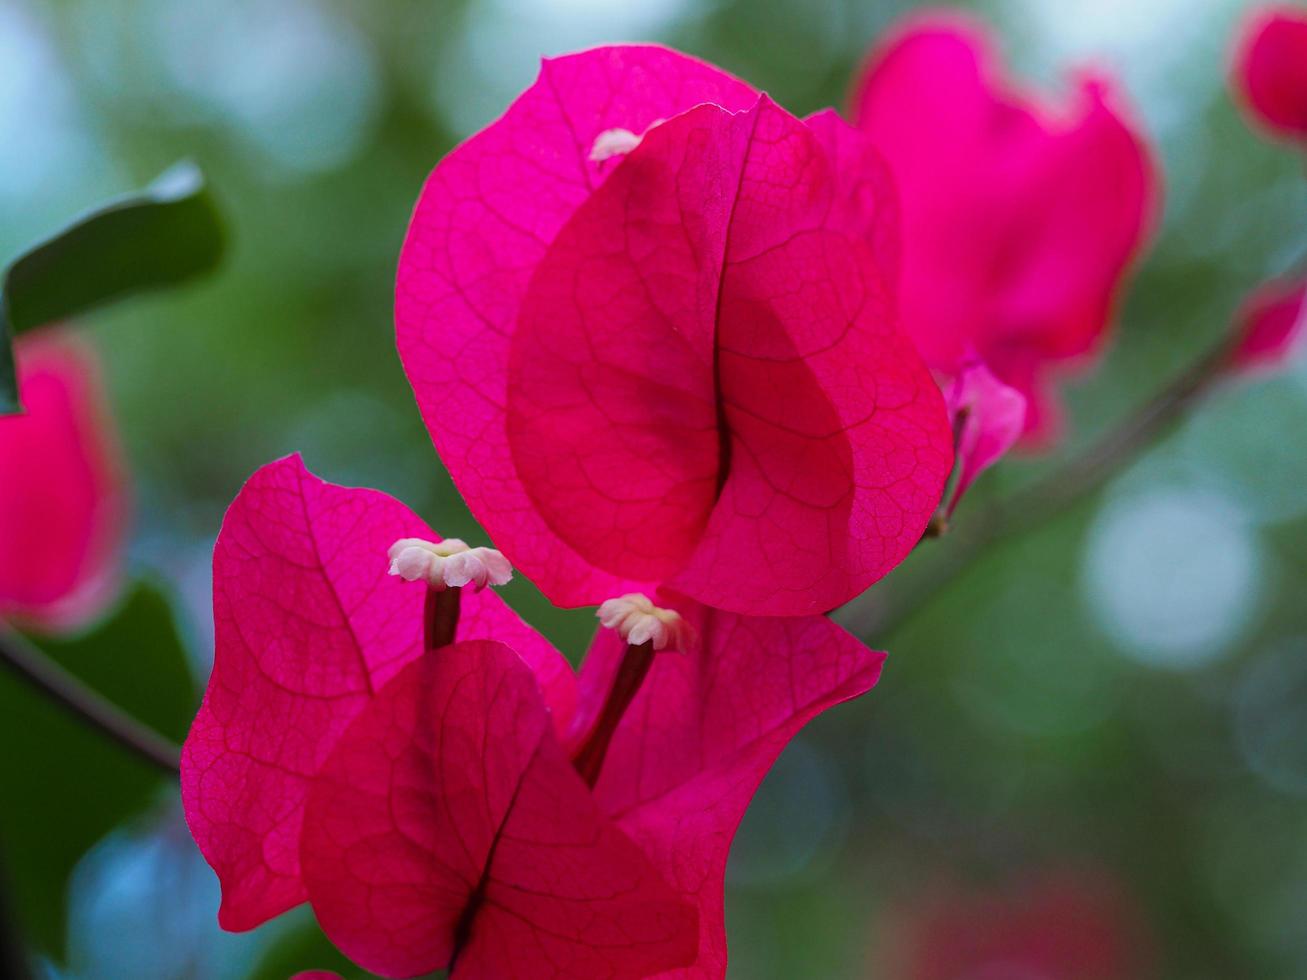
0 581 197 959
1 161 226 413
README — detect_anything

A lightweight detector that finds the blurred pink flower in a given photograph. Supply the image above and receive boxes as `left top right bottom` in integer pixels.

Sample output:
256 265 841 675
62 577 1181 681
0 331 127 631
852 12 1157 444
1233 5 1307 143
396 45 952 617
1229 276 1307 373
943 356 1027 516
876 868 1155 980
183 455 883 977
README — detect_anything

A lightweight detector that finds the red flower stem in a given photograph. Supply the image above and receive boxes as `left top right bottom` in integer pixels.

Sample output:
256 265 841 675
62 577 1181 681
0 623 180 775
866 334 1236 638
571 640 656 787
424 585 461 653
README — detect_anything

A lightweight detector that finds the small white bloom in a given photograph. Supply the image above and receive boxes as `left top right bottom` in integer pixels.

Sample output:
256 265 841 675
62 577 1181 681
596 593 693 651
589 127 642 162
387 538 511 592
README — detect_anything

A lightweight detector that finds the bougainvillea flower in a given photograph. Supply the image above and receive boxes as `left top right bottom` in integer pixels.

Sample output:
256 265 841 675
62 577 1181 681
852 13 1157 443
182 454 574 932
397 45 952 616
876 868 1154 980
942 356 1026 516
1229 276 1307 373
183 455 883 977
0 330 127 631
1233 6 1307 143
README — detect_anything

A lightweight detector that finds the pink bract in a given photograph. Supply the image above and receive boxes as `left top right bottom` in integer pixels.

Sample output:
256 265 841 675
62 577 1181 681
852 13 1157 443
1233 6 1307 143
183 457 883 977
1229 276 1307 373
397 44 951 616
181 454 574 931
0 330 127 631
943 357 1027 516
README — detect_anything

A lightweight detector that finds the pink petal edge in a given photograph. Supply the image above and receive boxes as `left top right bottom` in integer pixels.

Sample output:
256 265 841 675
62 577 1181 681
574 603 885 977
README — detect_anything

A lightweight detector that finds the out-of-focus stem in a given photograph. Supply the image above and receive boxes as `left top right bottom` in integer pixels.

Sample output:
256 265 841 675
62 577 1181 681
865 334 1237 639
0 624 181 775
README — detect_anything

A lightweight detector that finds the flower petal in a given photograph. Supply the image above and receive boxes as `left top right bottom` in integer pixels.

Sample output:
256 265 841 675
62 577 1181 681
1234 5 1307 142
181 455 573 931
300 640 697 979
397 45 757 608
509 96 950 614
679 105 950 614
571 604 884 976
853 14 1156 440
0 331 127 631
945 357 1027 515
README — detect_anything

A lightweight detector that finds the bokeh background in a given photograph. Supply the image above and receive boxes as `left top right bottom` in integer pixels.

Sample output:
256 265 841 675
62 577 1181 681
2 0 1306 977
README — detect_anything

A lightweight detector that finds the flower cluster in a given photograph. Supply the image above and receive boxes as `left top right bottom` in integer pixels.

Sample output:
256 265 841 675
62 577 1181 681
874 868 1154 980
172 9 1307 979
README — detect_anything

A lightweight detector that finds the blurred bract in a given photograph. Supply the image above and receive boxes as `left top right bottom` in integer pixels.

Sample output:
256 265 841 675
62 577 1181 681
853 11 1157 441
0 331 126 631
1234 5 1307 144
0 1 1305 978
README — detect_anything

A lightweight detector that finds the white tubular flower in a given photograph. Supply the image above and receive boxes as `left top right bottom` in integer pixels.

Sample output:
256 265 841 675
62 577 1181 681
387 538 512 592
589 127 643 162
596 593 693 651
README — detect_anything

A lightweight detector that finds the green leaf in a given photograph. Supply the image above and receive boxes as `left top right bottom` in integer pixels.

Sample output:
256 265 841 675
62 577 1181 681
0 581 197 960
1 161 226 414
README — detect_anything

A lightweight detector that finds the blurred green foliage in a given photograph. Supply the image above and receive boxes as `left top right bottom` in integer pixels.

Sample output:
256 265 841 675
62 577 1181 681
0 582 195 959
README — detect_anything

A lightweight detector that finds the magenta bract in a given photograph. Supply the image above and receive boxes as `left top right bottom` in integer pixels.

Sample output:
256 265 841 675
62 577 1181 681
182 456 883 977
1234 6 1307 143
852 13 1157 443
0 331 127 631
1230 276 1307 373
300 639 697 978
397 45 952 616
878 869 1154 980
943 357 1026 516
181 454 574 931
